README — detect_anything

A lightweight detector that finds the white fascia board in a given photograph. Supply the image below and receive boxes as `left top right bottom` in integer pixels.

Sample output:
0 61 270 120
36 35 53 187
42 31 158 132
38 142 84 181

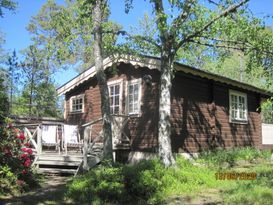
57 55 161 96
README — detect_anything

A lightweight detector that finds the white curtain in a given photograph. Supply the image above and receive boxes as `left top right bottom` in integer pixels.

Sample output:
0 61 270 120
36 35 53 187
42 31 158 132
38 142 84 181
63 125 79 144
41 125 57 143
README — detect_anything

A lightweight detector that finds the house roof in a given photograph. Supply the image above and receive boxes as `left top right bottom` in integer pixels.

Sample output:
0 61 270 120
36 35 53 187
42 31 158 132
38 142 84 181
57 55 273 97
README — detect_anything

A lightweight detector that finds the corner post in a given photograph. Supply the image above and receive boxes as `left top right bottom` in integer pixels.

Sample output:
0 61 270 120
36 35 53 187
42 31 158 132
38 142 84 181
37 125 42 155
83 125 89 171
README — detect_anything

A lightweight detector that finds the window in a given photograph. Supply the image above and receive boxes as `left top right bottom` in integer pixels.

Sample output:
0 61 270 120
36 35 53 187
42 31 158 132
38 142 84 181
229 90 247 122
127 79 142 115
70 94 84 113
108 80 123 114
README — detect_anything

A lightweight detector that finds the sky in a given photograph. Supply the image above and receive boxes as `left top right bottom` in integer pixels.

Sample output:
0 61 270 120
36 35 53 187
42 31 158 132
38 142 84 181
0 0 273 87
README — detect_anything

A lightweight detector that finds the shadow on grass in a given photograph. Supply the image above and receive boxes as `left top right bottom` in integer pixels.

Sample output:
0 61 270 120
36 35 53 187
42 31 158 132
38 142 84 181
0 176 73 205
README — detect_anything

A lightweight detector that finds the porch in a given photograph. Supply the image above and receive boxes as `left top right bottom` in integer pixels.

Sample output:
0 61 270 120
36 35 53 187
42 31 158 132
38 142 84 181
15 115 131 175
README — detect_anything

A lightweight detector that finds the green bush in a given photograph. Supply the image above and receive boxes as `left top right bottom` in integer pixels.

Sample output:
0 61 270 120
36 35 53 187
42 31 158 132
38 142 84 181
197 147 271 167
0 118 38 195
67 153 273 205
67 160 165 205
67 157 220 204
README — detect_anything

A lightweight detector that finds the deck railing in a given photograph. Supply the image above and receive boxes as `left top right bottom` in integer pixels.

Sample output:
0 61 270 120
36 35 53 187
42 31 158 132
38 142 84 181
82 114 131 170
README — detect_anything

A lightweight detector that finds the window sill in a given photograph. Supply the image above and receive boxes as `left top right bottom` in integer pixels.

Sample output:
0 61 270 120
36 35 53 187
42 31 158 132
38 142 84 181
229 119 248 125
69 111 84 115
127 113 141 118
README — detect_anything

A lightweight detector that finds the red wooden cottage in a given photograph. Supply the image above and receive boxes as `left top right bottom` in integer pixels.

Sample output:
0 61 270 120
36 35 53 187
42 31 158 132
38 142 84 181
57 55 272 162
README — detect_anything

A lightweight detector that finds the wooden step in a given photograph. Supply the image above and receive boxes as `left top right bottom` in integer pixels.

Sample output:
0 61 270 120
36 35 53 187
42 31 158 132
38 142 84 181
38 168 76 174
35 160 81 166
37 155 83 162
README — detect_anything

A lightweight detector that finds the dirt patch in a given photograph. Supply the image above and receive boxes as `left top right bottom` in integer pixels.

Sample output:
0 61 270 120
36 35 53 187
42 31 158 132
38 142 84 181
0 175 73 205
165 189 223 205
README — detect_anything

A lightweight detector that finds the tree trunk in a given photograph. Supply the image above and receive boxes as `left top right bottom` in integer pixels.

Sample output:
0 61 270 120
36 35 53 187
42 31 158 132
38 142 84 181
29 74 34 116
92 0 113 162
158 51 176 167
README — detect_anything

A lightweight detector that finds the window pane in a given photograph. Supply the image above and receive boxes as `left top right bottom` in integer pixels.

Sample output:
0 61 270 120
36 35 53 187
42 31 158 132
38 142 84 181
114 106 119 114
134 84 138 94
129 95 133 104
129 85 133 93
128 82 140 114
230 92 247 121
115 85 119 94
115 96 119 105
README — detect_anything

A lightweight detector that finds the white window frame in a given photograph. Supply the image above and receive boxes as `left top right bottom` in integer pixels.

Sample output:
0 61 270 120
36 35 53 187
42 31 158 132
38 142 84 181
127 79 142 115
70 94 84 113
108 79 123 115
229 90 248 123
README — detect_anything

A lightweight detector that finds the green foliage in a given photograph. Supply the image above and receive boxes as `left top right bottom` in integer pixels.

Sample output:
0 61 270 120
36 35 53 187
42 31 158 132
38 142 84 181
0 76 8 120
0 0 17 17
197 147 271 167
27 0 121 73
0 118 39 195
224 164 273 204
67 160 163 205
261 98 273 124
67 157 219 204
6 50 19 114
10 45 61 118
67 152 273 204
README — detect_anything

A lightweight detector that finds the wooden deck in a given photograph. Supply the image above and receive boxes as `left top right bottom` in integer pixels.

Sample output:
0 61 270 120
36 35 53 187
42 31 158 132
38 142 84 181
18 115 131 175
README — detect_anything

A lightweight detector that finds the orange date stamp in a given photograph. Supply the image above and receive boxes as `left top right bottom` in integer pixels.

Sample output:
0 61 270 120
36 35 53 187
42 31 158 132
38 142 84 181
215 172 257 180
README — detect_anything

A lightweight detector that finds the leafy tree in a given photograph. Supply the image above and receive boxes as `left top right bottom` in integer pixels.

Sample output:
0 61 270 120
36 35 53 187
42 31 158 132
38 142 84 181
27 0 120 73
6 50 19 114
0 0 17 17
122 0 273 167
203 50 273 90
82 0 113 164
15 45 59 117
0 76 8 121
20 46 44 115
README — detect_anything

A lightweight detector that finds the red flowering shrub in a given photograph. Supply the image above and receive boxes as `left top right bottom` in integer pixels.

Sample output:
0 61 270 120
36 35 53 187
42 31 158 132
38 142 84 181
0 118 38 195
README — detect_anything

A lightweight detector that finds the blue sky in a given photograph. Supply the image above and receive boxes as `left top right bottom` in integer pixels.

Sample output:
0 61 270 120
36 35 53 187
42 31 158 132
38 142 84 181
0 0 272 86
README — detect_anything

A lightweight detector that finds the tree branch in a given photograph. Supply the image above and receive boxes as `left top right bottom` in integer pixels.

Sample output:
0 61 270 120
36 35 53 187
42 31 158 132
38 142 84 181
170 0 197 36
190 39 273 57
199 35 250 47
103 29 161 49
189 39 245 51
151 0 168 43
207 0 219 6
176 0 249 51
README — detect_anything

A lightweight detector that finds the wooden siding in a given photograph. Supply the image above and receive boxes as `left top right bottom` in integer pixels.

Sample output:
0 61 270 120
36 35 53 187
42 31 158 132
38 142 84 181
171 72 262 153
64 63 263 153
65 63 159 151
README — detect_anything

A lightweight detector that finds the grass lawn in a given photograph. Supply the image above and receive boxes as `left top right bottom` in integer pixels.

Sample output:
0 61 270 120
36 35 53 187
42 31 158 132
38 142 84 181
67 147 273 205
1 147 272 205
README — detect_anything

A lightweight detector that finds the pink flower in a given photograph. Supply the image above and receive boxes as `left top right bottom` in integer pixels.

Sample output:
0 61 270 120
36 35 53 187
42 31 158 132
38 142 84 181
17 133 25 141
21 147 28 152
21 153 28 159
21 147 33 155
26 148 33 155
24 142 31 147
21 170 28 175
24 158 31 167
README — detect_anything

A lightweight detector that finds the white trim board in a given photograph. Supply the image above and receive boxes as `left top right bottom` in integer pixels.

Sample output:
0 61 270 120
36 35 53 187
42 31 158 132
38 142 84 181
57 55 272 97
57 55 160 96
